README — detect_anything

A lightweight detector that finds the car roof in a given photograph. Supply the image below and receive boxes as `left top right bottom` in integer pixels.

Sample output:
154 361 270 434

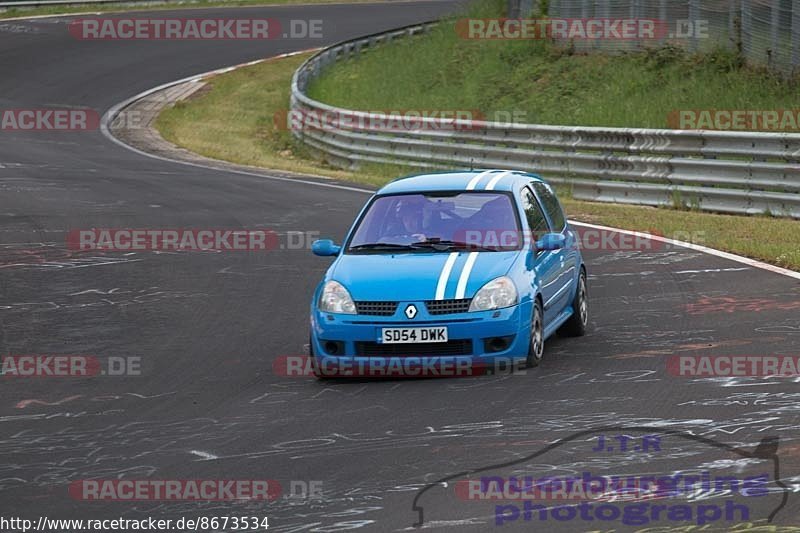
377 169 546 195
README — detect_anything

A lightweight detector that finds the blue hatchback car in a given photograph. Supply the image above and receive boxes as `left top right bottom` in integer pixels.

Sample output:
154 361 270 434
309 169 587 377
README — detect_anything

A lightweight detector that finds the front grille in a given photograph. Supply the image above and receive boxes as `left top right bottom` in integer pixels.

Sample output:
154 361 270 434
425 299 472 315
355 340 473 357
355 301 398 316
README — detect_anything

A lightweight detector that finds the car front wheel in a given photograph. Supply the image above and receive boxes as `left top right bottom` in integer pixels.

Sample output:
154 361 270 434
526 299 544 368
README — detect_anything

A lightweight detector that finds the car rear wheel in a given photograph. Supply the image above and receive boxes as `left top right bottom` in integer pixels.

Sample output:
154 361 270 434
558 269 588 337
526 299 544 368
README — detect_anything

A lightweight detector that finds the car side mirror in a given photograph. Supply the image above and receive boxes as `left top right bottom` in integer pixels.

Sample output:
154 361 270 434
312 239 341 257
535 233 566 251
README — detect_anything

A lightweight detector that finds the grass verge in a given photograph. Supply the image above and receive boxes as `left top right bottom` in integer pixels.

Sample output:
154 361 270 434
155 48 800 271
306 0 799 129
0 0 382 21
155 52 409 188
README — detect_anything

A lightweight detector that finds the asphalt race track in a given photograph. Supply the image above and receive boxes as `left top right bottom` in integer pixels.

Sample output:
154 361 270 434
1 2 800 531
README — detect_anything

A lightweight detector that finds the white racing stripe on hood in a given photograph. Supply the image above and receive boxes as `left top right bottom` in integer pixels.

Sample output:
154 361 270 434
455 252 480 299
435 252 459 300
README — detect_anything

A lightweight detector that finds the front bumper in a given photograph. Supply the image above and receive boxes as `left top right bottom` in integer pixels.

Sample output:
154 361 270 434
310 302 530 377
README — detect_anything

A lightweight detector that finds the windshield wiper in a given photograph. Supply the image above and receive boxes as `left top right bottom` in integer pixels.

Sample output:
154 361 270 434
349 243 420 252
413 240 504 252
350 241 511 253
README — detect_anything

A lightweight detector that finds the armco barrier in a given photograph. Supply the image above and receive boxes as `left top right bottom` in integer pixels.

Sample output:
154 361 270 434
290 22 800 218
0 0 180 7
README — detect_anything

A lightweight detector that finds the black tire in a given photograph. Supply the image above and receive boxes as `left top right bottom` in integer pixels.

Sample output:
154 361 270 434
525 299 544 368
558 268 588 337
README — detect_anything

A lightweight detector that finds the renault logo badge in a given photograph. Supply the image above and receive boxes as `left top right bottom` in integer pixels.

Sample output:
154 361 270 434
405 304 418 319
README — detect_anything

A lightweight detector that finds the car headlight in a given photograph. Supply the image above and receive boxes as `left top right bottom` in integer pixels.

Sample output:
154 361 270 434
318 280 356 314
469 276 518 312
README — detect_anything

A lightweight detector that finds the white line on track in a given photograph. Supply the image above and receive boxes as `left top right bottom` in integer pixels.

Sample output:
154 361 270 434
570 221 800 281
99 51 800 283
672 267 750 275
100 49 377 195
189 450 218 460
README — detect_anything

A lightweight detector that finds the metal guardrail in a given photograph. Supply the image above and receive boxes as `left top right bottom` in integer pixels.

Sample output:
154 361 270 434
0 0 193 8
290 23 800 218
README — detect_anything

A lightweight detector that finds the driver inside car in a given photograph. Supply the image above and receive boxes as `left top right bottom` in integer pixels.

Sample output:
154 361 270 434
384 198 428 242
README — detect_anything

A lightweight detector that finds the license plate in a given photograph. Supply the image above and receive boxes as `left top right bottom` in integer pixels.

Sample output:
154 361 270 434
380 327 448 344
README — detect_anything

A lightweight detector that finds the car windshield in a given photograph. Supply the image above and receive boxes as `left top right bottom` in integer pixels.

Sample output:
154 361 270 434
347 192 522 253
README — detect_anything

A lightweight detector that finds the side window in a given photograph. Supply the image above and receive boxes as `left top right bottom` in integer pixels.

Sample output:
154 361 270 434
532 182 566 231
521 188 550 240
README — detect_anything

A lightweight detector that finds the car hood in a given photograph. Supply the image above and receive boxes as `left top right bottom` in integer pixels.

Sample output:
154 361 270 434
331 251 519 301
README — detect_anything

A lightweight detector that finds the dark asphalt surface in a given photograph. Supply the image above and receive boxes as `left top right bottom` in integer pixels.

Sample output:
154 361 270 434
1 2 800 531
